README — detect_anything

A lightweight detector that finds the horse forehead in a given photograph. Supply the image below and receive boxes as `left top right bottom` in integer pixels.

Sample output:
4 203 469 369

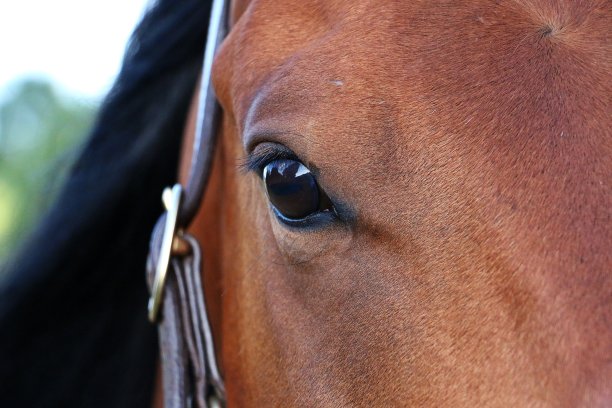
224 0 609 137
225 4 605 171
223 1 435 147
222 0 611 272
221 0 403 115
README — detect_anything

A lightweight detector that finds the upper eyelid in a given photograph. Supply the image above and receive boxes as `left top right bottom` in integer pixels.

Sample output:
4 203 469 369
240 143 300 174
244 129 310 153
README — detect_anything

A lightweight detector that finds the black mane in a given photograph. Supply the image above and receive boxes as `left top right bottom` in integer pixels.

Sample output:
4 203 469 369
0 1 211 406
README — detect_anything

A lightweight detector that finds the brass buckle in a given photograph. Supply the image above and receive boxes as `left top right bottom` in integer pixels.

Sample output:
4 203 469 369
148 184 183 322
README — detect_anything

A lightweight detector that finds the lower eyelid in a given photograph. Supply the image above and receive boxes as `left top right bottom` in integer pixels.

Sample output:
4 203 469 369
271 206 337 230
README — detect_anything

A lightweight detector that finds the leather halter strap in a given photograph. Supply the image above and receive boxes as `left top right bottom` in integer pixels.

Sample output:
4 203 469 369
179 0 228 227
146 0 229 407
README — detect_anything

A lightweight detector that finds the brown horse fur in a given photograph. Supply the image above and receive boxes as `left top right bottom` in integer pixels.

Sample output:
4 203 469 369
171 0 610 406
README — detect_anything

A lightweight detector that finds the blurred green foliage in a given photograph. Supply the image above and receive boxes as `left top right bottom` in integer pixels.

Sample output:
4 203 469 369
0 78 97 265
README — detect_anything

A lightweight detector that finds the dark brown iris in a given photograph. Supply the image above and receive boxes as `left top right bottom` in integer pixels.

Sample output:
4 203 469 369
263 159 320 219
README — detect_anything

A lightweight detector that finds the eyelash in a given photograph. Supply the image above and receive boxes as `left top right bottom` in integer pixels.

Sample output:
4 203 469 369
241 144 299 175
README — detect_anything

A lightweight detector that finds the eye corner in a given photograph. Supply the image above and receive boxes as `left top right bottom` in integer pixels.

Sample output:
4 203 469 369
238 155 264 176
325 197 356 227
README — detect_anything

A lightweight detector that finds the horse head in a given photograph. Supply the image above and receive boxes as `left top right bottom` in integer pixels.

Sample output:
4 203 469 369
176 0 610 405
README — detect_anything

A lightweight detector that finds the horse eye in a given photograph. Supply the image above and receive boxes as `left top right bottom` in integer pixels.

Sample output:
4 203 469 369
263 159 321 220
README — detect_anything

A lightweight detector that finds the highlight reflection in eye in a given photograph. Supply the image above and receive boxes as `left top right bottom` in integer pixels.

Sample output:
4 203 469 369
263 159 321 220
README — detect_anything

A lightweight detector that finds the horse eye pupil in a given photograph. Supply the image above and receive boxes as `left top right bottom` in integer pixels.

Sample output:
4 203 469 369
263 160 320 220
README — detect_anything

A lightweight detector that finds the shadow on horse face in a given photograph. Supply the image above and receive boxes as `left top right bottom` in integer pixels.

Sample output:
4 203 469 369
178 0 611 406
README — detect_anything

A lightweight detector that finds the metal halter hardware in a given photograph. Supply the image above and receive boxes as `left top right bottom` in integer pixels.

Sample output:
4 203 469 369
146 0 229 407
148 184 183 322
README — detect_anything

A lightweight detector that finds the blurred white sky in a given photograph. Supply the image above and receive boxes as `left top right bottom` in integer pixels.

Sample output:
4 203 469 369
0 0 150 99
